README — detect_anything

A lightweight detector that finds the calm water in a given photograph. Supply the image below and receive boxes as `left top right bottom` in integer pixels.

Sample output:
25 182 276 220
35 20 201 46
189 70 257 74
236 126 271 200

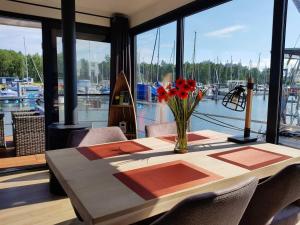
137 95 269 138
3 94 296 140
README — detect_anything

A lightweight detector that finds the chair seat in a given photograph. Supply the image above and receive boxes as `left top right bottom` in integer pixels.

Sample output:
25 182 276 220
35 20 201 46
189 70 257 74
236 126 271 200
269 204 300 225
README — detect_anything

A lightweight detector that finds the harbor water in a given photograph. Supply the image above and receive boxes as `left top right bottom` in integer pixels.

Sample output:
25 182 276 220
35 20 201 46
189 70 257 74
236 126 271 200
0 94 270 138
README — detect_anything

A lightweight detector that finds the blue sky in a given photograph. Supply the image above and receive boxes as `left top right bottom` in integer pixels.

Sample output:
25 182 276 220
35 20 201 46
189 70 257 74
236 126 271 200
137 0 300 68
0 25 42 55
0 25 110 62
0 0 299 67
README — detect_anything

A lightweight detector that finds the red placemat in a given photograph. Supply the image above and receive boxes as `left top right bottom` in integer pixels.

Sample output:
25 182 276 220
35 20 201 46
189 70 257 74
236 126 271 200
158 133 208 143
114 160 222 200
77 141 152 160
209 146 291 170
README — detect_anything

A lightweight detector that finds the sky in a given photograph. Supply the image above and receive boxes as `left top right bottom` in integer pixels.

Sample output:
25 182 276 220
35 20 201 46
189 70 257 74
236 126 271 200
137 0 300 68
56 37 110 62
0 0 299 67
0 25 110 62
0 25 42 55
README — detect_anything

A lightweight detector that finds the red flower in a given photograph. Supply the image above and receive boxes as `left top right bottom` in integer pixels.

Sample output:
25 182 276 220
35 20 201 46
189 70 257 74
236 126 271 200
182 84 191 92
197 90 203 100
177 90 188 99
166 83 172 90
176 78 186 88
168 88 177 97
187 79 196 91
158 93 168 102
157 86 167 95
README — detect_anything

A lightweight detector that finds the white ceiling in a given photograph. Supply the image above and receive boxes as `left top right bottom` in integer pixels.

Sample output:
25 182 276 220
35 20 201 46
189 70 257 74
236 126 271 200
19 0 163 18
0 0 195 27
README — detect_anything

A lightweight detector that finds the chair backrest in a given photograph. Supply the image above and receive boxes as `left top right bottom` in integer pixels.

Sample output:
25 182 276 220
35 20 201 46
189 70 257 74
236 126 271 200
151 177 258 225
239 164 300 225
13 115 45 156
145 122 177 137
67 127 127 147
13 115 45 133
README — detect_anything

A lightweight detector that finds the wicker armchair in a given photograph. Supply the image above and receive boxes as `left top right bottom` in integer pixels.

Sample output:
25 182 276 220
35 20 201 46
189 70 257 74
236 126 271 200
12 114 45 156
0 113 5 147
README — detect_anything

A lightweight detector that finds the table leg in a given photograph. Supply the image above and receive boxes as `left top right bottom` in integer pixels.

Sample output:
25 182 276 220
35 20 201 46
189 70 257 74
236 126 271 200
72 204 83 222
49 169 67 196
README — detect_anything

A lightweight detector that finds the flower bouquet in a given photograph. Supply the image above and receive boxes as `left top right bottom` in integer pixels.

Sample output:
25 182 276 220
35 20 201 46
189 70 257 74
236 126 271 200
157 78 204 153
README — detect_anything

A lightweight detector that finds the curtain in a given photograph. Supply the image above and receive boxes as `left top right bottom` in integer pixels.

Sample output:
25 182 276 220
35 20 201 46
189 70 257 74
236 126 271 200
110 14 132 94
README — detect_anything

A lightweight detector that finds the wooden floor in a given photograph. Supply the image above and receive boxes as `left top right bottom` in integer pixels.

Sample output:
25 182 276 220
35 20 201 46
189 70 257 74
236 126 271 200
0 170 83 225
0 136 46 172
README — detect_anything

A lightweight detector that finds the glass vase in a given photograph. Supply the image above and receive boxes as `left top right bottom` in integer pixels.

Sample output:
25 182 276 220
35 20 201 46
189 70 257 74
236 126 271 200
174 121 188 154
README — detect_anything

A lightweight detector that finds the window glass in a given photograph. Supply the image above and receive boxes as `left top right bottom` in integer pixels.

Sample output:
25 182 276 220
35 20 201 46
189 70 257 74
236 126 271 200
279 0 300 148
0 20 43 136
184 0 273 137
57 37 111 127
135 22 176 137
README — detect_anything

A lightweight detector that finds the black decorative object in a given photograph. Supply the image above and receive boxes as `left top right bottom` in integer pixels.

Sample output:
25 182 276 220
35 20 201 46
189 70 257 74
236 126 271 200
222 85 246 112
223 78 258 144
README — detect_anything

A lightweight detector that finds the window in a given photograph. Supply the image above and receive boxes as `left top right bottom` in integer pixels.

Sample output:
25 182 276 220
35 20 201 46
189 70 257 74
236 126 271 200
279 0 300 148
183 0 274 137
0 18 43 137
57 37 111 127
135 22 176 137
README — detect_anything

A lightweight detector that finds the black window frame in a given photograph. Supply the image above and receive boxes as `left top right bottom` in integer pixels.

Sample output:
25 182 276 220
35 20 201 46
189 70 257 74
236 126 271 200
130 0 287 144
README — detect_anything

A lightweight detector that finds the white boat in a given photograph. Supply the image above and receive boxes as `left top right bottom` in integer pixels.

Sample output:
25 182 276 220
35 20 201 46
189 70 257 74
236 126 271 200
0 88 18 97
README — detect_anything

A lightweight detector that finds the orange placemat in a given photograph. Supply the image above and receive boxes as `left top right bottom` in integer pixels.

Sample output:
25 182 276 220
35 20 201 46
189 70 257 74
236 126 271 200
114 160 222 200
158 133 209 143
209 146 291 170
77 141 152 160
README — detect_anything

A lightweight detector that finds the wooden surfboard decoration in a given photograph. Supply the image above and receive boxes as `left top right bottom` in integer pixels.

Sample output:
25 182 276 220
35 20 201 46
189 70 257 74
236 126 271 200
108 72 137 139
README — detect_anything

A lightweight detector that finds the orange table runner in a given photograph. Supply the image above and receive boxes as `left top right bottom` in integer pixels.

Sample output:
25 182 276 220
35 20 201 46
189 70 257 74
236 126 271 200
77 141 152 160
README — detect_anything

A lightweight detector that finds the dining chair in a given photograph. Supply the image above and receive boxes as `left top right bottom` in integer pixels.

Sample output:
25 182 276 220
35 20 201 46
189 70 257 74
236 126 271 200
145 122 177 137
150 177 258 225
67 126 127 147
239 164 300 225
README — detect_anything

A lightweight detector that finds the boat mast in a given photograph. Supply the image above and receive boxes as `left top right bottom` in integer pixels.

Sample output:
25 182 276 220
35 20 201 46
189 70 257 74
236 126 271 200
257 53 261 83
238 59 241 80
191 31 197 79
225 60 228 82
29 56 43 83
156 28 161 83
150 28 159 84
229 56 233 81
23 37 29 84
169 40 176 81
263 64 268 100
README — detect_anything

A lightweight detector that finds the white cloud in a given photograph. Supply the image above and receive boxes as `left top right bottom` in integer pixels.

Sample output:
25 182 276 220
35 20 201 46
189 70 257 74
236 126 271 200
204 25 246 38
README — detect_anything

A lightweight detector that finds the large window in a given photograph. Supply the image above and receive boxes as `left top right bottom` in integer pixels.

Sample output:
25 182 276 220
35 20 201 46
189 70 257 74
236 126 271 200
57 37 111 127
135 22 176 137
183 0 274 137
0 18 43 136
279 0 300 148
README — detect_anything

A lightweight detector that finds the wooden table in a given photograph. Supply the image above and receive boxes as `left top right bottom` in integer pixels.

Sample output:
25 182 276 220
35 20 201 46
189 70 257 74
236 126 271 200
46 130 300 225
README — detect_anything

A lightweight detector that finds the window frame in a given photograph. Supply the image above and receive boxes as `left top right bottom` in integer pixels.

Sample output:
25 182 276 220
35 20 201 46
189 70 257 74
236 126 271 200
130 0 287 144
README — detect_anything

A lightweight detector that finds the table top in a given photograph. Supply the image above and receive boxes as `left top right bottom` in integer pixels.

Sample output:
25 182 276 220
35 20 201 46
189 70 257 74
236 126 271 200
46 130 300 225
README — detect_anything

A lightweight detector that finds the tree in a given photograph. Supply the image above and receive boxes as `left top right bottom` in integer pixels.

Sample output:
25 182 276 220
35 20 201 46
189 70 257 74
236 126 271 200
27 53 43 82
57 52 64 79
79 58 89 80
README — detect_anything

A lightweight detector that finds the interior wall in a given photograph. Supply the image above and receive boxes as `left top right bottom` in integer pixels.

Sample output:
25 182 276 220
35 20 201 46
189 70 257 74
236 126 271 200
0 0 110 27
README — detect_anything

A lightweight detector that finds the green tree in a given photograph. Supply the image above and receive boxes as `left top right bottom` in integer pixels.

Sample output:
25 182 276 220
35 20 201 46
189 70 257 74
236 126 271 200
27 53 43 82
79 58 89 80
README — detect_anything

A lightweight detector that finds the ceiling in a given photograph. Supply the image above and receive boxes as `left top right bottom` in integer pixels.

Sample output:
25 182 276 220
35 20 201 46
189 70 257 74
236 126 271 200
0 0 195 27
0 17 41 28
23 0 164 18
